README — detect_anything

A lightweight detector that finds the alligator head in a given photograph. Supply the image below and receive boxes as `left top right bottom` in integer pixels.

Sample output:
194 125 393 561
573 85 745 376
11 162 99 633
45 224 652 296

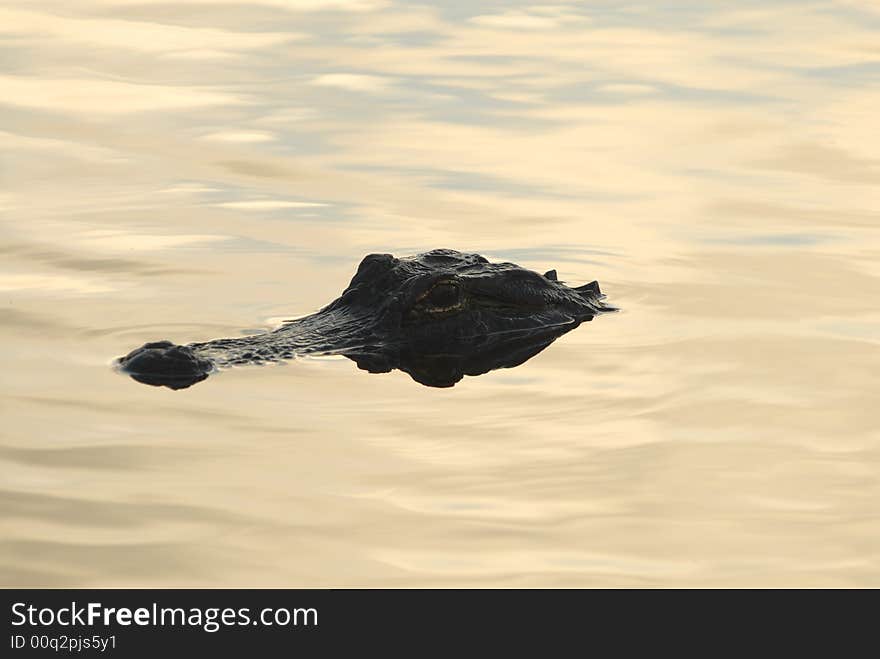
116 249 615 389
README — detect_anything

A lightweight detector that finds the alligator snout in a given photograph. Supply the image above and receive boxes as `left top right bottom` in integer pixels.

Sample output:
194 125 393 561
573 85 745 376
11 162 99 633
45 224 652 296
116 340 213 390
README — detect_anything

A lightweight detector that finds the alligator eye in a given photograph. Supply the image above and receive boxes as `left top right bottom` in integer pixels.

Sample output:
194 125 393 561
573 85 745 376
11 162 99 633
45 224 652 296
425 282 461 309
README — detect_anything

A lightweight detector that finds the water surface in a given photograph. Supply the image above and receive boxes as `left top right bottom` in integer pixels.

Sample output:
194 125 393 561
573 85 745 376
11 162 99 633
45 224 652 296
2 0 879 586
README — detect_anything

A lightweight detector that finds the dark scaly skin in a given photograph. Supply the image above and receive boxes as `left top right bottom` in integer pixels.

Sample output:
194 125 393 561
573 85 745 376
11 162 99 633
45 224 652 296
116 249 615 389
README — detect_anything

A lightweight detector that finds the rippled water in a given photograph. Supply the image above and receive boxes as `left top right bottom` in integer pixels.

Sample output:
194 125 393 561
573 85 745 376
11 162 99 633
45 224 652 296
2 1 879 587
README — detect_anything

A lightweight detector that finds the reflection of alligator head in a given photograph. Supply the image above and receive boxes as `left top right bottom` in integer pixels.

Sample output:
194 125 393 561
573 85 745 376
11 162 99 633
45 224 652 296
116 249 616 389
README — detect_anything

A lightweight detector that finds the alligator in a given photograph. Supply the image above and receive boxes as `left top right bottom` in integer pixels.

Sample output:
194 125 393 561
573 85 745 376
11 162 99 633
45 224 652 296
116 249 615 389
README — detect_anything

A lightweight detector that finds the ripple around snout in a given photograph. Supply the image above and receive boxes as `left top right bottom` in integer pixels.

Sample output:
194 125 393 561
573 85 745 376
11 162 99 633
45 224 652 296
82 322 268 341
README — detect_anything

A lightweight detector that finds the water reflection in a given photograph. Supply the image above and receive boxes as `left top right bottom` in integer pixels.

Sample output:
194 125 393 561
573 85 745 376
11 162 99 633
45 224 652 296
346 320 594 388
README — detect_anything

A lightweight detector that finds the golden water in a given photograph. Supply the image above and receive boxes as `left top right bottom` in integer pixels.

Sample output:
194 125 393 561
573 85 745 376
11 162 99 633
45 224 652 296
1 1 878 586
